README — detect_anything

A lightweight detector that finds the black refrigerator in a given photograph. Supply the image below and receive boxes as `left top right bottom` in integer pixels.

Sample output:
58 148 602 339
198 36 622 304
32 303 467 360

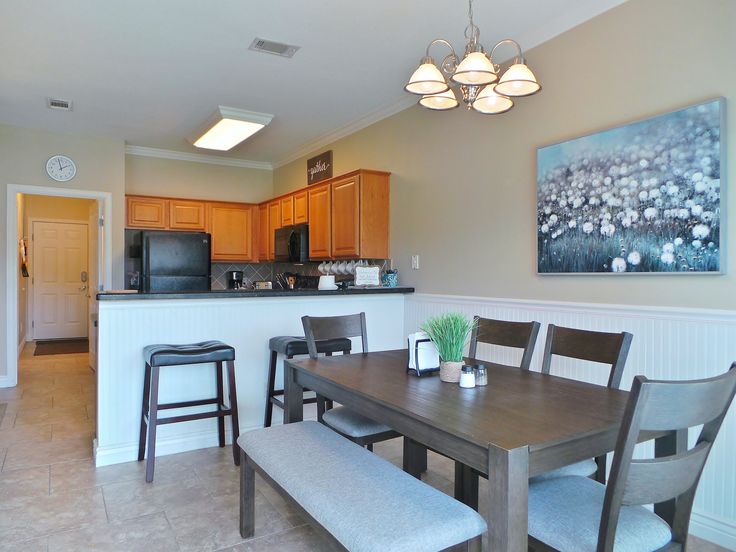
139 231 211 293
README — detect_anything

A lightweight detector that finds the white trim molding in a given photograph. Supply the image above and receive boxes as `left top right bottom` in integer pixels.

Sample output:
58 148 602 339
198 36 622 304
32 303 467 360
405 293 736 550
124 145 273 170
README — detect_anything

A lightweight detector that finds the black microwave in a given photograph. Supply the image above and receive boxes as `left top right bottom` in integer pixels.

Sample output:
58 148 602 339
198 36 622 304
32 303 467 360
274 224 309 263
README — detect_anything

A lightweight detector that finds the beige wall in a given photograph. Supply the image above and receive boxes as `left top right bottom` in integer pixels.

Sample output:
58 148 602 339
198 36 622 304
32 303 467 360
125 155 272 203
0 123 125 377
273 0 736 310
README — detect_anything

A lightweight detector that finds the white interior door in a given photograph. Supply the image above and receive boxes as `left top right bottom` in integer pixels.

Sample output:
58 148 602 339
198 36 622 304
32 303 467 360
32 221 89 340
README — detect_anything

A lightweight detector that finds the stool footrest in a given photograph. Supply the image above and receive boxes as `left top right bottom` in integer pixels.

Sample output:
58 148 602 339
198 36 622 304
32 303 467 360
269 396 317 409
158 398 219 410
147 406 232 426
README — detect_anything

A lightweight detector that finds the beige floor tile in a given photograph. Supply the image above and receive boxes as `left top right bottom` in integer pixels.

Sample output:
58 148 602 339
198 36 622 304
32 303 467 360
0 536 49 552
0 411 16 430
0 387 24 401
0 486 107 545
50 419 95 441
13 405 89 427
219 524 331 552
3 435 93 471
0 424 53 448
47 512 179 552
0 465 50 507
166 489 292 552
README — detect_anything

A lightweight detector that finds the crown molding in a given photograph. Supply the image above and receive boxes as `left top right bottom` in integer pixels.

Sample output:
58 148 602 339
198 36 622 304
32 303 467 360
272 95 417 169
125 145 273 170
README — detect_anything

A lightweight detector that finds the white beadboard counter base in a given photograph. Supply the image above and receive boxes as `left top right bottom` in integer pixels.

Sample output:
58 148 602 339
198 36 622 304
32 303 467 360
95 293 407 468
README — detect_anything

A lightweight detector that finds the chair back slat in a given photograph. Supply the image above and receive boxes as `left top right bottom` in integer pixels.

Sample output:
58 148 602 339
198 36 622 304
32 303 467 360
302 313 368 359
622 442 710 506
541 324 633 389
468 317 540 370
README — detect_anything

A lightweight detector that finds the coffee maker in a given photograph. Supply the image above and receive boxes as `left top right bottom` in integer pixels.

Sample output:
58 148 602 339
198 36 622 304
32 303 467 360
227 270 244 290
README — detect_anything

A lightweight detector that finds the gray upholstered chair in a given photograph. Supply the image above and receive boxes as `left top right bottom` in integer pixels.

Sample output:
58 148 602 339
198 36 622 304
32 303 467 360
528 363 736 552
531 324 633 483
302 313 400 450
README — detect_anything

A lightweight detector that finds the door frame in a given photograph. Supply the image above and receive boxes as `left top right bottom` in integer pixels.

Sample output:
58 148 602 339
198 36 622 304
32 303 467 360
4 184 113 388
27 218 90 342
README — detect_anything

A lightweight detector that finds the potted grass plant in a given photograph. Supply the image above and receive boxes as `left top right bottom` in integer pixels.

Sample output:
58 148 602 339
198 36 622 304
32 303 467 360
421 312 475 383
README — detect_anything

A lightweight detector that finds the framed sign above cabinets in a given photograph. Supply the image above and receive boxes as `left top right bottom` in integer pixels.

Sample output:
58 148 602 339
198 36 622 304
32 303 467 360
307 150 332 185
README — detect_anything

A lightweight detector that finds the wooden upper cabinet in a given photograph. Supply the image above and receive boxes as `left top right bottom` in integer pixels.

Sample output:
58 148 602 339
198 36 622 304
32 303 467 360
357 171 390 259
308 183 332 260
127 196 168 229
331 176 360 258
280 195 294 226
258 203 269 262
169 199 206 231
207 202 256 262
267 200 281 260
293 190 308 224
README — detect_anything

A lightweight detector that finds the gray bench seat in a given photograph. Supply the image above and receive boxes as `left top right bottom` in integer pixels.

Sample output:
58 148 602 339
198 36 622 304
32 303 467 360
237 421 487 552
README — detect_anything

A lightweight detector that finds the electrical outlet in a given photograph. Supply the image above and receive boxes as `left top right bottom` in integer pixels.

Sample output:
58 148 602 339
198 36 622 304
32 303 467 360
411 255 420 270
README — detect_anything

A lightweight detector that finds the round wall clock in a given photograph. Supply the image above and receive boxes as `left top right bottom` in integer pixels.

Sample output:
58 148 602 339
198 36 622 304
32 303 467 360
46 155 77 182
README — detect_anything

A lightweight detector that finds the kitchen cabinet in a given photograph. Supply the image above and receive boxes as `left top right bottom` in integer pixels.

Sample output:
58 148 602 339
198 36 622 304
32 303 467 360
207 202 256 262
280 195 294 226
268 200 281 260
293 190 308 224
308 183 332 259
169 199 206 231
331 176 360 257
126 196 168 229
258 203 269 261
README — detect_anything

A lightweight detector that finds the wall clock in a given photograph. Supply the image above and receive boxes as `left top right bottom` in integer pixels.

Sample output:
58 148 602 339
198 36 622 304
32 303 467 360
46 155 77 182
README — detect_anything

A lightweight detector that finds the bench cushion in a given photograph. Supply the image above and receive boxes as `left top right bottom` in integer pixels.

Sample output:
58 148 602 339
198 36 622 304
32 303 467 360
322 406 392 438
529 476 672 552
529 458 598 483
238 421 486 552
143 340 234 367
269 336 352 356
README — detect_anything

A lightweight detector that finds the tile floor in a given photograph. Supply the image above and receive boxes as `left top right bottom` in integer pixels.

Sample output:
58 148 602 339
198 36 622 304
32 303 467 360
0 345 729 551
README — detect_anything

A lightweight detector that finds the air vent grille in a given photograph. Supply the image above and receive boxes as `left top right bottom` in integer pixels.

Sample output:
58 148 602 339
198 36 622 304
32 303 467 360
248 37 299 58
47 98 72 111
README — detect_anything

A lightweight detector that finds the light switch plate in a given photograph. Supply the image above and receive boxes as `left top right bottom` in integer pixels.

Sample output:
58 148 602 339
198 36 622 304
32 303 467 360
411 255 420 270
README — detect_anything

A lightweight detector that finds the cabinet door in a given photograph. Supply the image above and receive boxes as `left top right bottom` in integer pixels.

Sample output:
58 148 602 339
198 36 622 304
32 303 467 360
126 196 168 229
293 190 308 224
331 176 360 258
267 201 281 260
258 203 269 261
207 203 255 262
308 183 332 259
169 199 206 231
280 195 294 226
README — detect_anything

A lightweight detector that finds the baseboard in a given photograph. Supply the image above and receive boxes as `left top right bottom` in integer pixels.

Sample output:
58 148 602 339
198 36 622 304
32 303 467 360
0 374 18 388
690 510 736 550
94 425 259 467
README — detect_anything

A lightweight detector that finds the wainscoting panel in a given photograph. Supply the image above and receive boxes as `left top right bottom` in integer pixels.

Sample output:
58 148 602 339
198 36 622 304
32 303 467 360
405 293 736 548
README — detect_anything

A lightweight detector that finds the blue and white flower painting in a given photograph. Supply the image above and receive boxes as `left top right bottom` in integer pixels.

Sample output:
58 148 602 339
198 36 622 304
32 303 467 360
537 99 724 274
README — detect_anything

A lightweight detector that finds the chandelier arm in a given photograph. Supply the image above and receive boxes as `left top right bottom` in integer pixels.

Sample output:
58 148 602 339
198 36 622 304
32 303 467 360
489 38 524 65
424 39 459 63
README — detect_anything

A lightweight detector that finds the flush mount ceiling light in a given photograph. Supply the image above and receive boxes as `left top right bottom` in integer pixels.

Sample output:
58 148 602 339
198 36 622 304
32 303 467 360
191 106 273 151
404 0 541 115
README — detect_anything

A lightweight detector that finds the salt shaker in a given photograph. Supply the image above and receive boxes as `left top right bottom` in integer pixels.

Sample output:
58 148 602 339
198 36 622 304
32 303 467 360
474 364 488 386
459 365 476 388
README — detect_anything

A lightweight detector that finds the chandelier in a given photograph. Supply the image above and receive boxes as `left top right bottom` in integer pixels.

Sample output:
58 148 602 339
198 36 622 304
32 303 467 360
404 0 541 114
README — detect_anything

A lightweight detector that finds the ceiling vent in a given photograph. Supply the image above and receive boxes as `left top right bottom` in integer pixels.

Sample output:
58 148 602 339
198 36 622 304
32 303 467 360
47 97 73 111
248 37 299 58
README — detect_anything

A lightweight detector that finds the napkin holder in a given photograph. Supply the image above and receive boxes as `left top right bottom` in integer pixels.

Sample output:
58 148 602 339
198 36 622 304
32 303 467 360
406 331 440 377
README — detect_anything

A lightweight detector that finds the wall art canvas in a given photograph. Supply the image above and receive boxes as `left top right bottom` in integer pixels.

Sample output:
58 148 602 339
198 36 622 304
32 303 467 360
537 98 724 274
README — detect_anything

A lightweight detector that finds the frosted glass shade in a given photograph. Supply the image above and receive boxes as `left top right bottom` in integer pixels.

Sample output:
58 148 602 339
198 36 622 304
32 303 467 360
405 62 449 95
472 86 513 114
419 88 459 110
493 63 541 97
451 52 497 86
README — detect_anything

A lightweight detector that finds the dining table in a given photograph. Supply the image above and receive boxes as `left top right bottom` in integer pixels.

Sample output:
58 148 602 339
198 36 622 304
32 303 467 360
283 349 683 551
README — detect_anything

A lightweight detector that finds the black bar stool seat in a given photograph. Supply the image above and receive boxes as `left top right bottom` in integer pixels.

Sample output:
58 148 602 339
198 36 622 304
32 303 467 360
264 336 352 427
138 340 239 483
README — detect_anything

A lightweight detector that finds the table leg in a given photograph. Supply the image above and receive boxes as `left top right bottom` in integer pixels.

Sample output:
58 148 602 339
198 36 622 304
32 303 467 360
454 462 479 510
654 428 687 525
487 445 528 551
283 360 304 424
403 438 427 478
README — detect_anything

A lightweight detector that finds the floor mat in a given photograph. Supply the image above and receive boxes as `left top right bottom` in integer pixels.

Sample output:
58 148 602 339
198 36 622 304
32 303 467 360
34 339 89 356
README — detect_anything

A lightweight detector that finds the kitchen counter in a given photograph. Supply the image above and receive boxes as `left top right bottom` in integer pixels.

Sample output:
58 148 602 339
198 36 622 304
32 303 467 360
97 286 414 301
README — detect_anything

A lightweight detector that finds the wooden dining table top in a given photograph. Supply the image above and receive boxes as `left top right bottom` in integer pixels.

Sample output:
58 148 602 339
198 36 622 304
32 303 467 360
289 349 632 454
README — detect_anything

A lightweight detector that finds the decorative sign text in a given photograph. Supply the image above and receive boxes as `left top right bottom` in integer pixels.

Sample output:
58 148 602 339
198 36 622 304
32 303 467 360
307 150 333 184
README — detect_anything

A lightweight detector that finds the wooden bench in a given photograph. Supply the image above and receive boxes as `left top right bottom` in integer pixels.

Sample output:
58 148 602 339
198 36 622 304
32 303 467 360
237 421 487 551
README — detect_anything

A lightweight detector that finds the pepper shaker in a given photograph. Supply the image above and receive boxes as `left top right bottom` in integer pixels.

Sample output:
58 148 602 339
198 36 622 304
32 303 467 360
459 365 476 388
474 364 488 386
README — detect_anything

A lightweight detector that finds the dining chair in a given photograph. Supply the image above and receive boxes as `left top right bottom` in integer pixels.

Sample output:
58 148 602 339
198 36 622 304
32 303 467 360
302 313 400 451
468 316 541 370
528 363 736 552
533 324 633 483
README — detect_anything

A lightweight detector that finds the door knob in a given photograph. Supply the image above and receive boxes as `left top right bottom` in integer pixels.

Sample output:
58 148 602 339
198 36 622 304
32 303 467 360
80 285 88 291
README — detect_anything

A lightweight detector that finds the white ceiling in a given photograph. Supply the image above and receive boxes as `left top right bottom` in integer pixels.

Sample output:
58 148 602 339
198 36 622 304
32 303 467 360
0 0 626 167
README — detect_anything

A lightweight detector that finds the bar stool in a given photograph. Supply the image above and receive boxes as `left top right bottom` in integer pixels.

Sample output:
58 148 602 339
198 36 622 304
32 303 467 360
138 340 239 483
264 336 352 427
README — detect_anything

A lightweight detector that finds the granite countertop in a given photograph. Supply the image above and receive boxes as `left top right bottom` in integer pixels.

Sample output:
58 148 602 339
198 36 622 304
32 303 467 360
97 286 415 301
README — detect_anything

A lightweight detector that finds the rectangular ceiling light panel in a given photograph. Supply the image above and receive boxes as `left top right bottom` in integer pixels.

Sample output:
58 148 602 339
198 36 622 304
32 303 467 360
192 106 273 151
248 37 300 58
